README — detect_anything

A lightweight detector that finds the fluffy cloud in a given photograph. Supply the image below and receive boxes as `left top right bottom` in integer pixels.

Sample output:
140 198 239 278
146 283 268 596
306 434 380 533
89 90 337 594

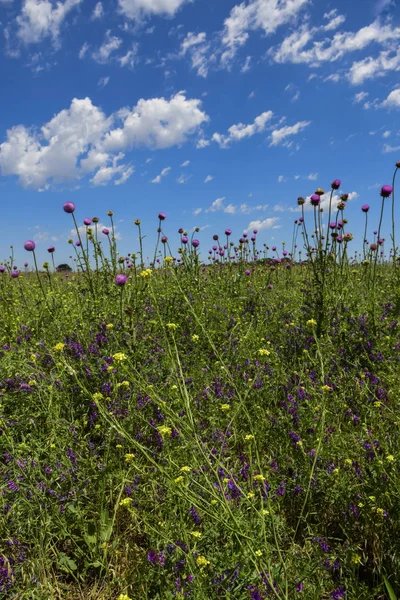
204 175 213 183
269 121 310 146
16 0 82 45
381 88 400 108
383 144 400 153
180 31 212 77
91 1 103 19
348 49 400 85
206 197 268 214
221 0 309 64
247 217 279 231
0 93 208 189
212 111 273 147
152 166 171 183
92 31 123 64
270 19 400 67
118 0 189 20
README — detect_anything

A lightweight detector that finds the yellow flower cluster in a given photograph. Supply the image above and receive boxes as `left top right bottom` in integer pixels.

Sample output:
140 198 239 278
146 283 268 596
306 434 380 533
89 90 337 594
140 268 152 278
53 343 65 352
175 476 184 483
180 466 191 473
245 434 255 441
157 425 172 437
258 349 270 356
125 454 135 463
306 319 317 327
113 353 127 362
117 594 132 600
321 385 331 392
220 404 230 411
92 392 104 401
196 555 210 567
164 256 173 263
119 498 133 508
192 334 199 342
167 323 178 331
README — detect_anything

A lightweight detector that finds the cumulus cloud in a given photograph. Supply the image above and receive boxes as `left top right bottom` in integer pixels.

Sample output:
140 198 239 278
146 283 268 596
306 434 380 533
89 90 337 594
152 166 171 183
381 88 400 108
212 111 273 147
247 217 279 231
348 49 400 85
0 93 208 189
221 0 310 65
16 0 82 45
269 120 310 146
118 0 189 20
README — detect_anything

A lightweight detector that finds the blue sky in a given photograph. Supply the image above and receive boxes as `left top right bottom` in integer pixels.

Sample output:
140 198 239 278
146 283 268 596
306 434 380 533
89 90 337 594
0 0 399 265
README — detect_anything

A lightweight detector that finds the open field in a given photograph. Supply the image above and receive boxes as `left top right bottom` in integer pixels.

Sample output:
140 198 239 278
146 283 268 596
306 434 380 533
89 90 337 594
2 180 400 599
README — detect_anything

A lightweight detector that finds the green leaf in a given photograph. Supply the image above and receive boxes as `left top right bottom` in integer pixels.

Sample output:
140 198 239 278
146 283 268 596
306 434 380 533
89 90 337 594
384 576 397 600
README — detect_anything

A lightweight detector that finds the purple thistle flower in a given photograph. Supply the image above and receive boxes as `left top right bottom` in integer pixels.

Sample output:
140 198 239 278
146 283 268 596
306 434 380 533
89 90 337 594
245 269 251 276
362 204 370 213
0 267 5 273
102 228 110 235
225 229 232 236
253 229 258 234
331 179 341 190
47 246 55 253
161 236 168 244
115 274 127 286
63 202 75 213
158 212 166 220
380 185 392 198
84 218 92 226
181 236 188 244
24 240 36 252
192 239 200 248
11 271 19 278
310 194 320 206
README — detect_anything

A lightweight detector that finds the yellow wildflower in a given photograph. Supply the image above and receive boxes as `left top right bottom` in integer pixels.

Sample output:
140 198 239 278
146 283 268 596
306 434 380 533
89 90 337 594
368 496 376 503
321 385 331 392
254 474 264 482
351 554 362 565
196 556 210 567
344 459 352 466
262 509 270 516
245 434 255 441
386 455 395 462
167 323 178 331
258 349 270 356
92 392 104 401
180 466 191 473
119 498 132 508
375 507 385 517
117 594 132 600
306 319 317 327
247 492 255 499
106 323 114 330
53 343 65 352
157 425 172 437
333 468 340 475
116 444 123 449
164 256 173 263
192 334 199 343
140 269 152 278
175 476 184 484
255 550 263 557
28 380 36 386
125 454 135 464
190 531 202 538
220 404 230 411
30 354 37 362
113 353 127 362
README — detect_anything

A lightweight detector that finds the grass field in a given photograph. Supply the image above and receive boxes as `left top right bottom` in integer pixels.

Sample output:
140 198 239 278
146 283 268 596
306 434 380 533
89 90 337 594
1 175 400 599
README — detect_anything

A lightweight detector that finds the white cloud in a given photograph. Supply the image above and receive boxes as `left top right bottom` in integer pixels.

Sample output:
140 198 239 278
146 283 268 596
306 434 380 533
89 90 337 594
269 120 310 146
277 175 286 182
180 31 211 77
181 159 190 166
323 9 346 31
92 31 122 64
0 93 208 189
92 1 103 18
303 191 358 212
285 82 300 101
241 55 252 72
212 110 273 147
98 76 110 88
206 197 225 212
247 217 279 231
91 155 134 186
177 173 190 184
206 197 268 214
383 130 391 138
221 0 309 65
79 41 89 58
354 91 368 103
381 88 400 108
273 204 285 211
307 172 318 180
193 207 202 215
383 143 400 153
204 174 213 183
271 19 400 68
118 0 189 20
119 44 139 68
348 49 400 85
16 0 82 45
152 166 171 183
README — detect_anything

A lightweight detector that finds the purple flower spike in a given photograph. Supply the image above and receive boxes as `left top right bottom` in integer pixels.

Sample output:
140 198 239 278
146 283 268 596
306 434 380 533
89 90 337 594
47 246 55 253
24 240 36 252
84 218 92 226
192 239 200 248
331 179 341 190
102 228 110 235
158 212 166 220
115 274 128 286
362 204 370 213
63 202 75 213
310 194 320 206
381 185 392 198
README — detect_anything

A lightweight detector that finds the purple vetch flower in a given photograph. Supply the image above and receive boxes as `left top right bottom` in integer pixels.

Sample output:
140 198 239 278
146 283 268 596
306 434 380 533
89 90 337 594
158 212 166 220
102 228 110 235
63 202 75 213
24 240 36 252
330 586 345 599
192 239 200 248
310 194 320 206
84 218 92 226
115 274 128 286
362 204 370 213
380 185 392 198
47 246 55 253
331 179 341 190
189 506 202 525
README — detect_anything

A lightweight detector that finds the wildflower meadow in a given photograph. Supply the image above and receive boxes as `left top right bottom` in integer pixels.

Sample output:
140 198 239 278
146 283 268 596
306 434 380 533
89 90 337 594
2 162 400 600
